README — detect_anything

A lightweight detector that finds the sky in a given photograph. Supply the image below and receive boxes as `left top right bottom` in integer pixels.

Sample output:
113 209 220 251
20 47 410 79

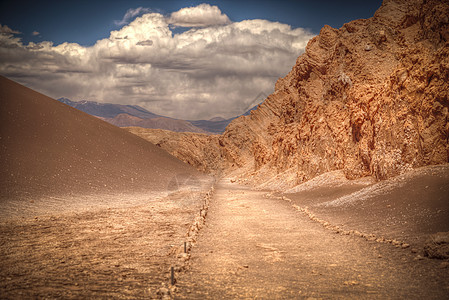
0 0 382 120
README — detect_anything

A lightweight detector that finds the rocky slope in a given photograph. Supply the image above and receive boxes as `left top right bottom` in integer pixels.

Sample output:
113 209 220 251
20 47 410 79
216 0 449 188
127 0 448 190
125 127 224 174
190 103 260 134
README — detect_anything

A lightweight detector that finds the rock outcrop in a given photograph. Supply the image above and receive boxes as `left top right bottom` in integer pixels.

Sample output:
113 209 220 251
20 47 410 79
129 0 449 190
218 0 449 187
125 127 224 174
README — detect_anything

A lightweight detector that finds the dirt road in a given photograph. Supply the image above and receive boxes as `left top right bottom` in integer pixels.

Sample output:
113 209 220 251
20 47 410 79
176 179 449 299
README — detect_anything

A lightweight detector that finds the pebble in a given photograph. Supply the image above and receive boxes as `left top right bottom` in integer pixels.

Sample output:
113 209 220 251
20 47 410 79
158 287 169 295
344 280 359 286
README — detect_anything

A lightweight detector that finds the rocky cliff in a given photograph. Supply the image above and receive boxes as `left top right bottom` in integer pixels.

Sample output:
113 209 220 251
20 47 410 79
216 0 449 188
129 0 449 189
125 127 224 174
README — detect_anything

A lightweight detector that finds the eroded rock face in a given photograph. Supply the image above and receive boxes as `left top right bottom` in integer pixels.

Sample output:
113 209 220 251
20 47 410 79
128 0 448 188
219 0 449 187
124 127 225 174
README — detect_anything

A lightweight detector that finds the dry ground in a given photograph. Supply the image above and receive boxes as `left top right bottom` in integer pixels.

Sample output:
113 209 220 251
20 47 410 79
176 177 449 299
0 185 211 299
1 166 448 299
286 164 449 255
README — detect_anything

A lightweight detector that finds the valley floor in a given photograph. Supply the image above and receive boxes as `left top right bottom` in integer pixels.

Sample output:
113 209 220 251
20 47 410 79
0 188 210 299
1 168 448 299
176 178 449 299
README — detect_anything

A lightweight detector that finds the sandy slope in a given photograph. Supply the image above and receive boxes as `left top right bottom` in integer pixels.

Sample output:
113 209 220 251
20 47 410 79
0 75 206 205
285 164 449 252
0 75 216 297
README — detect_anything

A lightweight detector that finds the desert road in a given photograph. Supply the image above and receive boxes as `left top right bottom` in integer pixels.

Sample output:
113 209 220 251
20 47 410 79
176 179 449 299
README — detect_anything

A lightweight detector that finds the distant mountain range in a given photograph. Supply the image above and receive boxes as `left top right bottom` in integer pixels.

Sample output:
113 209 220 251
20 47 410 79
58 98 160 119
57 98 260 134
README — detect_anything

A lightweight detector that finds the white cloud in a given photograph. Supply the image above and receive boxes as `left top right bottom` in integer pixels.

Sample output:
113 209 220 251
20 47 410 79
0 24 21 35
0 5 314 120
136 40 153 46
32 31 40 36
114 7 152 26
168 4 231 27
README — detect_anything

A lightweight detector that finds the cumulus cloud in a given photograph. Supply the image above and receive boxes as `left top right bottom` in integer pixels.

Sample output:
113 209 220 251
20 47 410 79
0 24 21 35
136 39 153 46
168 4 231 27
0 5 314 120
32 31 40 36
26 42 44 50
114 7 152 26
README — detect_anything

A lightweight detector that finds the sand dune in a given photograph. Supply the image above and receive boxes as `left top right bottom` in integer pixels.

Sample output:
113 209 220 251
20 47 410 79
0 76 206 205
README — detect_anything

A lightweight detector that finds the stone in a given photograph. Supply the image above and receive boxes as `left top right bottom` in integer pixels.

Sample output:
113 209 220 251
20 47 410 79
423 232 449 259
401 243 410 249
158 287 169 296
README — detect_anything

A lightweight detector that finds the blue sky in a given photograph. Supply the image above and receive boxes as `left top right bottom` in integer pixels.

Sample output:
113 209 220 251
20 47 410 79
0 0 382 46
0 1 383 119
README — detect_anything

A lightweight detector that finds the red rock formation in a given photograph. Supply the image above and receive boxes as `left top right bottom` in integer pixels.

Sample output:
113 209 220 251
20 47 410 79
125 127 224 174
128 0 448 189
219 0 449 187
